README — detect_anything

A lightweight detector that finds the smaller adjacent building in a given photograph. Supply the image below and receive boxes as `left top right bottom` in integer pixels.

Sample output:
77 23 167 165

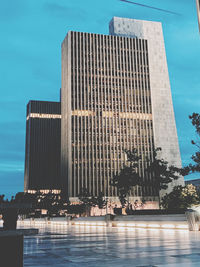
24 100 61 192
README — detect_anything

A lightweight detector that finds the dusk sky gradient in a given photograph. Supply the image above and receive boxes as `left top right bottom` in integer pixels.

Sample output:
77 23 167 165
0 0 200 198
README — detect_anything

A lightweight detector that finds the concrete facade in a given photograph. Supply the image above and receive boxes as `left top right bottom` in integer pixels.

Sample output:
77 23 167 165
61 17 184 204
196 0 200 32
109 17 184 195
61 31 159 203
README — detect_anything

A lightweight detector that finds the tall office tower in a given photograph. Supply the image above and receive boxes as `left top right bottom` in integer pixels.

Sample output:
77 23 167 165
109 17 184 195
196 0 200 32
61 17 184 203
24 100 61 192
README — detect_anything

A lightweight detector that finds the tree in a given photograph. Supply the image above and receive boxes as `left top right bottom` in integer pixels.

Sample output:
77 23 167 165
77 188 108 216
14 191 68 217
14 192 36 216
111 149 141 207
94 192 107 210
66 204 86 217
0 194 5 204
78 188 107 215
161 184 200 210
41 193 57 216
78 188 94 216
35 191 68 217
145 147 181 192
78 188 93 205
0 193 33 229
182 113 200 175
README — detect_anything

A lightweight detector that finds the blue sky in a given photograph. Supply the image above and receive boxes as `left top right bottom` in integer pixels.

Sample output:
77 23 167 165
0 0 200 198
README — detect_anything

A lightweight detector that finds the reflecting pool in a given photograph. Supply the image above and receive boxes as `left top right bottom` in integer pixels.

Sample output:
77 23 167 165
23 224 200 267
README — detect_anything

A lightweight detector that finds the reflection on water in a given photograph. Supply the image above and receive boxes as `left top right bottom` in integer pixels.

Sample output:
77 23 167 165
20 224 200 266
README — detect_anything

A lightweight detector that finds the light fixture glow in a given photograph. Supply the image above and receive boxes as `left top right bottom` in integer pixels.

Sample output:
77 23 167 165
176 225 188 229
136 223 147 227
117 223 125 227
126 223 136 227
147 224 160 228
161 224 175 229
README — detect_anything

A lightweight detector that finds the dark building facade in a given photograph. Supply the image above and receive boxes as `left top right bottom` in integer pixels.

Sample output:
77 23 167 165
24 100 61 192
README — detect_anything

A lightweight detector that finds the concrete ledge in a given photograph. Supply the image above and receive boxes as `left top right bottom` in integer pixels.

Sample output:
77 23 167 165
15 214 189 230
111 221 188 230
71 215 188 230
19 218 70 226
71 216 107 226
0 228 39 236
114 214 187 222
73 216 105 222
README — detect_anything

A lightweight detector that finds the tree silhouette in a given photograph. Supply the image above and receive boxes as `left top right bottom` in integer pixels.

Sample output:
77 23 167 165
161 184 200 210
66 204 86 217
182 113 200 175
78 188 108 215
111 149 141 207
145 147 181 192
94 192 107 210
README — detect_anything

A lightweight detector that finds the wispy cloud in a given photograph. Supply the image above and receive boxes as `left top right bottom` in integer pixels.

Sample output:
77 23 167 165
0 163 24 173
44 3 87 21
0 0 26 21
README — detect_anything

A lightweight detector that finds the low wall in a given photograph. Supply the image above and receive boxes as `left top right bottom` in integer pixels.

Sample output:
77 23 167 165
71 214 188 230
19 217 70 227
6 214 189 230
0 232 23 267
111 214 188 230
114 214 186 222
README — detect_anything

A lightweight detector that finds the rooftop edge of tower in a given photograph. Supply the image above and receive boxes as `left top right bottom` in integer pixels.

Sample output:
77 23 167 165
109 16 162 27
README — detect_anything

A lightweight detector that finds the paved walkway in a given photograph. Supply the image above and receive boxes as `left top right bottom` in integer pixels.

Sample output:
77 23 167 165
23 224 200 267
